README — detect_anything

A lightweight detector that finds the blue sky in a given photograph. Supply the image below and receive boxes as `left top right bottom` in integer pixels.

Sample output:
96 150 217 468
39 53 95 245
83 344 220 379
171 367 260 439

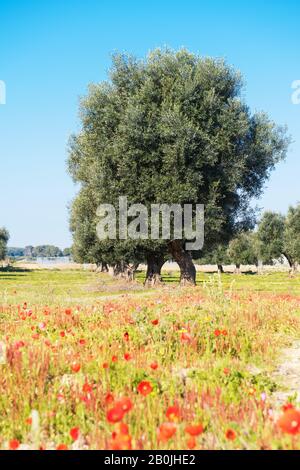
0 0 299 247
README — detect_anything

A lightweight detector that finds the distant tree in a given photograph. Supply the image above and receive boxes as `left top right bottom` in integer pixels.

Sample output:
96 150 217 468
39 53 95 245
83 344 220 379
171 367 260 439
24 246 34 257
33 246 63 258
284 204 300 272
68 49 289 284
227 232 258 273
0 228 9 262
200 243 230 273
257 212 285 264
7 247 25 258
63 248 71 257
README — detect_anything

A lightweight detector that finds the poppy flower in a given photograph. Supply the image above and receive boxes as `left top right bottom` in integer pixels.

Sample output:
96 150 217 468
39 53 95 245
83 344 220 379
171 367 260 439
110 432 132 450
102 362 109 369
116 397 133 414
71 362 81 373
56 444 68 450
70 427 80 441
60 331 65 338
123 332 129 342
150 361 158 370
214 329 221 337
137 380 153 396
278 409 300 435
79 339 86 345
105 392 114 405
185 424 204 436
222 330 228 336
166 405 181 422
282 403 294 412
225 429 236 440
223 368 230 375
151 319 159 326
82 382 93 393
157 423 177 442
9 439 20 450
180 332 192 343
65 308 72 315
187 436 196 449
124 353 132 361
106 405 125 423
111 355 118 363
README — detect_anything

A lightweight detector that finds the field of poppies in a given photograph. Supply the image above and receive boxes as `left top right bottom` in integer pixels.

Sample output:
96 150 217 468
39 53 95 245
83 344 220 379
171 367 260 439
1 268 300 450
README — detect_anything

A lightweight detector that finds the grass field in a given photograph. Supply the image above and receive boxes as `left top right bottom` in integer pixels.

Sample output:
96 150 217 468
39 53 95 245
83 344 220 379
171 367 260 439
1 268 300 450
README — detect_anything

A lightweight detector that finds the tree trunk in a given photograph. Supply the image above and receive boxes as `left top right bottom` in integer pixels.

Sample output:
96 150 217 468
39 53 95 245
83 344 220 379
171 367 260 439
144 254 165 287
113 261 138 282
168 240 196 286
234 263 241 274
283 252 296 275
101 262 109 272
217 264 224 274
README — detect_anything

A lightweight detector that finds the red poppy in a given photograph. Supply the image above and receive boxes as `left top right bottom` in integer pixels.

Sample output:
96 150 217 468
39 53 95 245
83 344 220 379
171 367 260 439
79 339 86 345
60 331 66 338
223 368 230 375
102 362 109 369
70 427 80 441
116 397 133 414
123 332 129 342
222 330 228 336
150 361 158 370
65 308 72 315
151 319 159 326
282 403 294 412
157 423 177 442
278 409 300 435
71 362 81 373
180 332 192 343
137 380 153 396
124 353 132 361
187 436 196 449
185 424 204 436
105 392 114 405
225 429 236 440
9 439 20 450
82 382 93 393
111 355 118 363
166 405 181 422
56 444 68 450
107 405 125 423
110 432 132 450
214 329 221 337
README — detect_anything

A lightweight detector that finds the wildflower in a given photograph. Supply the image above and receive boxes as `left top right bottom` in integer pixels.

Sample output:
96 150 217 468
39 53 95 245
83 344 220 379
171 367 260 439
225 429 236 440
214 329 221 337
71 362 81 373
102 362 109 369
110 432 132 450
150 361 158 370
70 427 80 441
9 439 20 450
278 409 300 435
137 380 153 396
124 353 132 361
116 397 133 414
223 368 230 375
282 403 294 412
157 423 177 442
60 331 65 338
111 355 118 363
248 387 256 396
187 436 196 449
180 331 192 343
221 330 228 336
56 444 68 450
105 392 114 405
151 319 159 326
123 332 129 342
166 405 181 422
107 405 125 423
65 308 72 315
82 382 93 393
79 339 86 345
185 424 204 436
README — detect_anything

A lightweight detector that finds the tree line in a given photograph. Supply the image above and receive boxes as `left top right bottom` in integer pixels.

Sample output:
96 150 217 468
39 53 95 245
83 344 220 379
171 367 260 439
67 48 289 285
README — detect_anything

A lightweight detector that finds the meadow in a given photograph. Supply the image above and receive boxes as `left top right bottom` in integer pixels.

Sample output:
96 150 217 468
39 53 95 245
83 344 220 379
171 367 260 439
1 267 300 450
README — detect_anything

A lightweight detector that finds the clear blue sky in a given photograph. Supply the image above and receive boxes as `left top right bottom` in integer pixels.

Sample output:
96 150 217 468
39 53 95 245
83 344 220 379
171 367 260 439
0 0 299 248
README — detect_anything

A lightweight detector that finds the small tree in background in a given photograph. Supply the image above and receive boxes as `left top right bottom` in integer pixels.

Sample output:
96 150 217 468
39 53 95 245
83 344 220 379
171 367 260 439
257 211 285 265
0 228 10 263
284 204 300 272
227 232 258 273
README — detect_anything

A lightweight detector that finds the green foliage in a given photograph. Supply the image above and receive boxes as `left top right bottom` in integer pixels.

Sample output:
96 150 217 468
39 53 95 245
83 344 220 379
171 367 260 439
0 227 9 261
227 232 258 267
257 211 285 264
284 204 300 267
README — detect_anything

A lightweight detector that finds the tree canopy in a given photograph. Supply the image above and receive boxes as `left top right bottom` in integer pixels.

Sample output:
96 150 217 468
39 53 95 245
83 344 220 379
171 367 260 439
0 228 9 261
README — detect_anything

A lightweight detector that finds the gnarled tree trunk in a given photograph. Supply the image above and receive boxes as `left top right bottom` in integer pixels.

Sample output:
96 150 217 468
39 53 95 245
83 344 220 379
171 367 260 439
113 261 139 282
217 264 224 274
144 254 165 287
168 240 196 286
